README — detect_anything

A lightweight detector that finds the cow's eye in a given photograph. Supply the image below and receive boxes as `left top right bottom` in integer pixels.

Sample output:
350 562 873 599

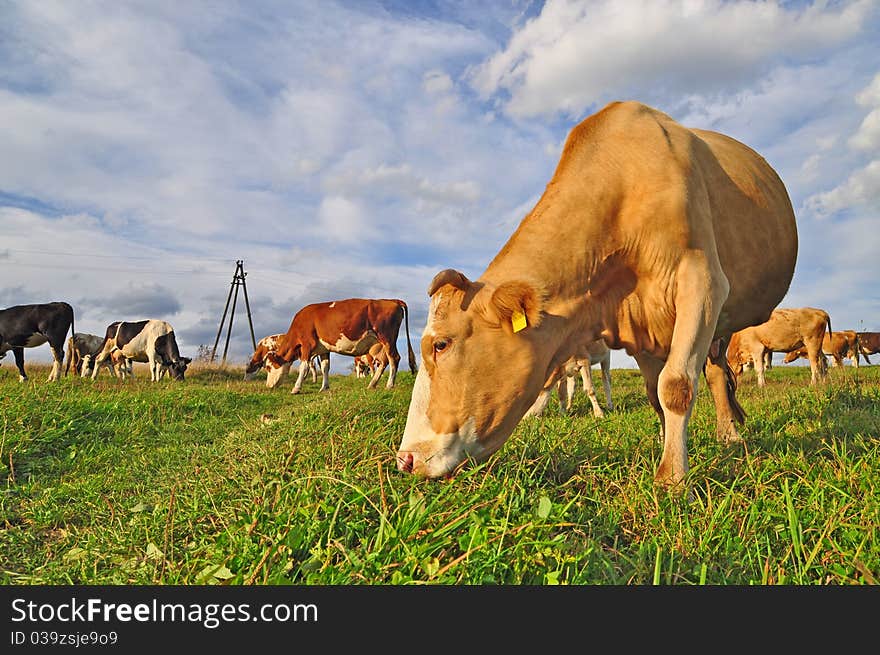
433 339 449 354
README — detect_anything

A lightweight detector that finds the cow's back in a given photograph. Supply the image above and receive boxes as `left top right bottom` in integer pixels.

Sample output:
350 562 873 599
119 319 173 356
291 299 373 340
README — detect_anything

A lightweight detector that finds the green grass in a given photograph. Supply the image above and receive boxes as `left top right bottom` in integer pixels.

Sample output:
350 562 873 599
1 361 878 585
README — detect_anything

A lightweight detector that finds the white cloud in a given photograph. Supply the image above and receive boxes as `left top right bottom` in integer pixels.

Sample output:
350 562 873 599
316 195 366 243
849 73 880 150
849 108 880 150
423 70 453 94
469 0 874 119
803 159 880 219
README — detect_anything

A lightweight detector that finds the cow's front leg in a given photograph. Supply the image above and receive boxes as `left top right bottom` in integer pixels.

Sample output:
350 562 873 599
654 252 728 492
290 359 312 394
147 354 160 381
524 388 552 417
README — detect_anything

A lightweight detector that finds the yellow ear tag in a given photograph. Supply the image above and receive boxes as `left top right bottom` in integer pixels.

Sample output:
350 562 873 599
511 310 527 333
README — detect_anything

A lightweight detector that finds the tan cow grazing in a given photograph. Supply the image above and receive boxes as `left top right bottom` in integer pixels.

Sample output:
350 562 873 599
742 349 773 373
728 307 831 387
265 298 417 394
782 329 860 369
396 100 798 491
856 331 880 364
526 339 613 418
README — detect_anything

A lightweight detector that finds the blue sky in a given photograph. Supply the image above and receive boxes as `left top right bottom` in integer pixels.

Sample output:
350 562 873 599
2 0 878 372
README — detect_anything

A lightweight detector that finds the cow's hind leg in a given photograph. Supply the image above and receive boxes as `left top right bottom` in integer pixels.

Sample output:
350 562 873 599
806 340 826 384
634 352 665 441
753 347 769 387
600 356 614 411
581 365 604 418
703 338 745 445
48 343 64 381
319 355 330 391
556 374 572 414
13 347 27 382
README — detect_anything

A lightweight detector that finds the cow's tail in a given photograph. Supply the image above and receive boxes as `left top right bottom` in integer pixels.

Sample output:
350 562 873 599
400 300 418 373
63 302 76 378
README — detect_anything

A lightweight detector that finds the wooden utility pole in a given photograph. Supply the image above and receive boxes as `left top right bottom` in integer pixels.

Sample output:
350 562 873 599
211 260 257 366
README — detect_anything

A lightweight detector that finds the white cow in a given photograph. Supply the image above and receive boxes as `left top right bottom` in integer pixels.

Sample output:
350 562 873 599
526 339 613 418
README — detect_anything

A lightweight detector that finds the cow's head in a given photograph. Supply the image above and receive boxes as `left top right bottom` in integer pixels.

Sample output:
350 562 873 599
396 269 552 479
165 356 191 381
244 346 269 380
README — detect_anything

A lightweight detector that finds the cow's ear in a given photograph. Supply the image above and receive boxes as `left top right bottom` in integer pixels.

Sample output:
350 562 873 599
182 357 192 364
490 280 543 332
428 269 472 296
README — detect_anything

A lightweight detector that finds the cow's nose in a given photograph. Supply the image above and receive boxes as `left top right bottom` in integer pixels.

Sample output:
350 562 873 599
396 452 414 473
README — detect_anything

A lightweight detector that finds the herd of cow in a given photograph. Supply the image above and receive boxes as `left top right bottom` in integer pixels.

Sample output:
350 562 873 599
0 302 192 383
0 296 418 390
2 101 879 491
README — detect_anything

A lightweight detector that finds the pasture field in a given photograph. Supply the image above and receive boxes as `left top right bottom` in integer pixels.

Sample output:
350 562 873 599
1 361 878 585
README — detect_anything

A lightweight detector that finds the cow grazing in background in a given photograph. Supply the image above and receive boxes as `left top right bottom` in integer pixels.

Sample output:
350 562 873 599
728 307 831 387
65 331 127 378
782 329 861 369
526 339 613 419
244 334 320 388
266 298 417 394
742 349 773 372
90 320 190 381
245 334 291 388
0 302 75 382
353 343 388 380
395 101 798 490
857 332 880 364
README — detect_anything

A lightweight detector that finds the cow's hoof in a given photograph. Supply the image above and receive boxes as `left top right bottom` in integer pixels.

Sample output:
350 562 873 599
291 388 301 395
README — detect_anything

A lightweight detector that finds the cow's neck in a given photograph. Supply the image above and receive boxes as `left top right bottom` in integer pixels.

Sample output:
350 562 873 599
481 184 621 359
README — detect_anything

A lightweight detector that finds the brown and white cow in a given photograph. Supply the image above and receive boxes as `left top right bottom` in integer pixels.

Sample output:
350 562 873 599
782 329 860 369
526 339 613 418
244 333 321 388
857 331 880 364
728 307 831 386
90 319 190 381
353 342 389 380
245 334 292 388
0 302 75 382
396 100 798 490
265 298 417 394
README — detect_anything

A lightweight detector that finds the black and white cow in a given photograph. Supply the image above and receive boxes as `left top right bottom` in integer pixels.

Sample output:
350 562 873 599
0 301 75 382
90 319 191 381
